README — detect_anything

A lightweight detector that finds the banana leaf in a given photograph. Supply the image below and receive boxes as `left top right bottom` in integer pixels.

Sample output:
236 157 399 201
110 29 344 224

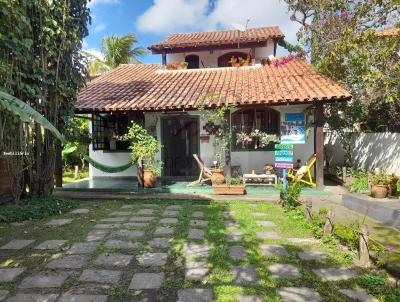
0 90 66 144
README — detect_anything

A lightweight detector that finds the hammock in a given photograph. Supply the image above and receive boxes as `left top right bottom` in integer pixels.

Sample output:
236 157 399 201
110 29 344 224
84 155 134 173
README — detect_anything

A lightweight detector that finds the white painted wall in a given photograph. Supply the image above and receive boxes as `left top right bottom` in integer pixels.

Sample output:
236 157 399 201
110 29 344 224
168 41 274 68
88 104 315 178
325 131 400 176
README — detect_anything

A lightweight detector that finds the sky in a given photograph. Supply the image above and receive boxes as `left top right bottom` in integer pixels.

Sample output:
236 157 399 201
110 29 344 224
85 0 301 64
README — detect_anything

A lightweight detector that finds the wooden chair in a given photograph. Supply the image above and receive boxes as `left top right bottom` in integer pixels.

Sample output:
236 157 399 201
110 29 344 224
188 154 213 186
287 154 317 187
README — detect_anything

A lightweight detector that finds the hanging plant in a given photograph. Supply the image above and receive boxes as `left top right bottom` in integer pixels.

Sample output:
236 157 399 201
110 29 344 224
203 121 221 135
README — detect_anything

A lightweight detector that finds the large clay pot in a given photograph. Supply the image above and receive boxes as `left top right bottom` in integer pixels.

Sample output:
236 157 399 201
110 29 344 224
211 168 225 185
143 170 157 188
371 184 388 198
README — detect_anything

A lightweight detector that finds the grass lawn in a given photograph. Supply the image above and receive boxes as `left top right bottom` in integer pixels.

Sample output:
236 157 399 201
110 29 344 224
0 199 398 301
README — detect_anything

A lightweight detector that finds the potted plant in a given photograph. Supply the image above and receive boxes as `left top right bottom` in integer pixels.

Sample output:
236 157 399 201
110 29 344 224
388 174 399 197
166 63 177 70
370 172 390 198
236 131 253 148
264 164 274 174
229 56 240 67
213 177 245 195
179 61 189 69
239 55 251 66
125 123 163 188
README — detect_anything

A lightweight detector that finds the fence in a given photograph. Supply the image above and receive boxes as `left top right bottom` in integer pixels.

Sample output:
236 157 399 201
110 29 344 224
325 132 400 175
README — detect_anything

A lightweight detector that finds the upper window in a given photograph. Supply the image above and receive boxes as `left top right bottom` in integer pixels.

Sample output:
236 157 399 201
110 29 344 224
218 51 251 67
92 112 144 151
231 108 280 151
185 54 200 69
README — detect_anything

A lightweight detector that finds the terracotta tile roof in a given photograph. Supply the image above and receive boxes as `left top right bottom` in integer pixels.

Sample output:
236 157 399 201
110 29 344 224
376 27 400 37
149 26 284 51
76 59 351 112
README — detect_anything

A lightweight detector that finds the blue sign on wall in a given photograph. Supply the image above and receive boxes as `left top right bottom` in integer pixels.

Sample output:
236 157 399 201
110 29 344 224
280 113 306 144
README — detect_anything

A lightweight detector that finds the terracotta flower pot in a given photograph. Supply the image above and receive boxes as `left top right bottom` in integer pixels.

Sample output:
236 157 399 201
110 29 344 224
211 168 225 185
264 164 274 175
213 184 245 195
143 170 157 188
371 184 388 198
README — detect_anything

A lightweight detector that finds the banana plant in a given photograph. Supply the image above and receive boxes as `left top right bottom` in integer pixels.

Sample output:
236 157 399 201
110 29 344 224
0 90 66 144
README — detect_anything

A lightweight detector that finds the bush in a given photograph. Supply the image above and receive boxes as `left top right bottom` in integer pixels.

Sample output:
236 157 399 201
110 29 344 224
280 182 302 208
349 170 369 192
0 197 79 223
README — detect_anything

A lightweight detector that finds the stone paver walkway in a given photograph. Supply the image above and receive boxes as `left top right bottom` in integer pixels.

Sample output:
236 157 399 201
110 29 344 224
0 201 380 302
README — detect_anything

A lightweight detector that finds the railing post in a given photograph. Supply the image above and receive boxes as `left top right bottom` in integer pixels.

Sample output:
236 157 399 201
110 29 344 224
323 210 334 234
359 224 370 267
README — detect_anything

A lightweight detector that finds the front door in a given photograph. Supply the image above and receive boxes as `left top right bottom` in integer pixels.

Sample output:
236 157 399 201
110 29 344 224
162 116 199 177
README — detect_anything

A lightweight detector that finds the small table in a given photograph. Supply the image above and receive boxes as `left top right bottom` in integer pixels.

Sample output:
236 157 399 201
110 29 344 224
243 173 278 186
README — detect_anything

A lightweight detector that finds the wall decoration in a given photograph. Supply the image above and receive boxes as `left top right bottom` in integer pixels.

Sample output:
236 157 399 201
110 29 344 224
274 144 294 169
280 113 306 144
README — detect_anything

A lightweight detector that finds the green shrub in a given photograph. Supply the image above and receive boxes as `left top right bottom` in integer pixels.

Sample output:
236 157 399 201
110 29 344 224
225 177 242 185
349 170 369 192
280 182 302 208
0 197 79 223
360 273 387 287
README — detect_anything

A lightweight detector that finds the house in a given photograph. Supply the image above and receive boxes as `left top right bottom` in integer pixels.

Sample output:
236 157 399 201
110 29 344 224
76 26 351 188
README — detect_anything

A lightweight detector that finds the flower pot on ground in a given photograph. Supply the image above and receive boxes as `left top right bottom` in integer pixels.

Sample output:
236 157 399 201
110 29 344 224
370 172 390 198
213 177 245 195
211 168 225 185
125 123 163 189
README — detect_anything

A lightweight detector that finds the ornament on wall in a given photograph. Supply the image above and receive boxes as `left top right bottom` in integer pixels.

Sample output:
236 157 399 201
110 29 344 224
203 121 220 135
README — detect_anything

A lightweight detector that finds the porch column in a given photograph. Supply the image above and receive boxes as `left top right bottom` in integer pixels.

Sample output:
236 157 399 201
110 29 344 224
55 142 62 187
315 103 324 189
162 51 167 66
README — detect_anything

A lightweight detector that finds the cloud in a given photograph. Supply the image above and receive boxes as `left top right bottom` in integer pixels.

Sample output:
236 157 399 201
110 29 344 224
92 22 107 34
83 48 104 61
137 0 209 34
137 0 300 44
88 0 120 8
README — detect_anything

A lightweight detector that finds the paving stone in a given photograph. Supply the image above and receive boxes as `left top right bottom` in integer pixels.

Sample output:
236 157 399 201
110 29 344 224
256 231 280 239
287 237 320 244
104 240 141 250
70 208 90 214
177 288 213 302
5 293 58 302
229 245 247 260
226 231 242 242
18 272 72 288
0 290 8 301
339 289 378 302
268 264 300 279
93 223 122 229
184 243 210 258
222 211 235 218
224 221 239 228
162 210 179 217
46 219 72 226
154 226 175 236
312 268 357 281
130 216 155 222
166 205 182 210
192 211 204 218
260 244 288 257
109 211 131 216
188 229 204 240
79 269 121 284
34 240 68 250
190 220 209 227
137 209 154 215
185 260 208 280
67 242 99 254
58 294 108 302
148 237 171 249
86 230 108 242
46 255 89 269
256 220 277 227
0 268 25 282
159 218 178 225
298 250 326 261
278 287 322 302
231 265 259 285
122 222 149 228
129 272 164 289
111 229 145 239
137 252 167 266
94 253 133 267
252 212 266 217
141 204 159 208
0 239 34 250
237 295 263 302
99 217 127 223
120 205 135 209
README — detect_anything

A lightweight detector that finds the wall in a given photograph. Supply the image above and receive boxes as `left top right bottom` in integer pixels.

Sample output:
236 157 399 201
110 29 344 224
325 132 400 175
168 41 274 68
88 104 315 178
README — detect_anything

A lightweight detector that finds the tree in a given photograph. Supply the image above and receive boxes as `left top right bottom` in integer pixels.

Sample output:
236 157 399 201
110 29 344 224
283 0 400 164
85 33 147 75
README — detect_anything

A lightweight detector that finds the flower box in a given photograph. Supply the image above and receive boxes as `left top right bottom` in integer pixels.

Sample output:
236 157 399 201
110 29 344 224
212 184 245 195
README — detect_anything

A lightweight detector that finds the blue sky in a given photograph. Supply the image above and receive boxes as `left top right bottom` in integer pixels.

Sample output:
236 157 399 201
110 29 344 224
85 0 300 64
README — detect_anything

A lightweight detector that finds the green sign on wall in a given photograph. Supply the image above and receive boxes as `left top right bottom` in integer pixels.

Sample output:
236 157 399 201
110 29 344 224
274 144 294 169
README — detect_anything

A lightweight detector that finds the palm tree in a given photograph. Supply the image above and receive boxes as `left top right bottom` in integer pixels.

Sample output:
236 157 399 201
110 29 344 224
85 33 147 76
